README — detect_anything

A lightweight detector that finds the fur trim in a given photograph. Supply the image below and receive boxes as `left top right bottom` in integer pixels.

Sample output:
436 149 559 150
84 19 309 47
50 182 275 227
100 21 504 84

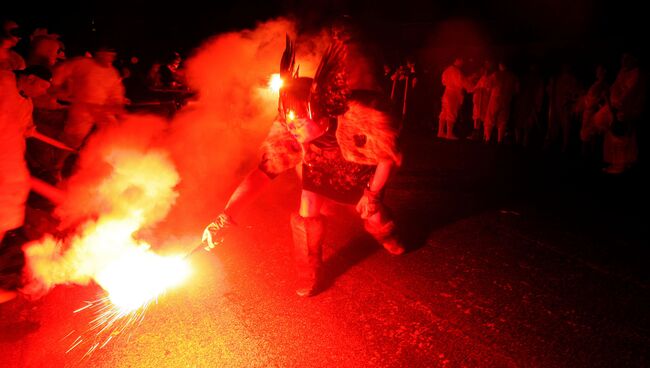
258 120 302 177
336 102 402 166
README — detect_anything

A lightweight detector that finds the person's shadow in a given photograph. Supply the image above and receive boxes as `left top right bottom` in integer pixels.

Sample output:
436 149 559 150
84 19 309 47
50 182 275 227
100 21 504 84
320 233 379 292
316 132 517 292
0 319 41 343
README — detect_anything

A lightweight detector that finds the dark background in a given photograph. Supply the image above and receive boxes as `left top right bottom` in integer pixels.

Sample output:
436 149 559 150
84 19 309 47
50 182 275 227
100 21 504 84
4 0 647 63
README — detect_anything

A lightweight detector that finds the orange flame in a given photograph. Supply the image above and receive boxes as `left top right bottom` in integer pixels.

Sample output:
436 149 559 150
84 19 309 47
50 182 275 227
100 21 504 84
23 149 188 311
22 147 192 355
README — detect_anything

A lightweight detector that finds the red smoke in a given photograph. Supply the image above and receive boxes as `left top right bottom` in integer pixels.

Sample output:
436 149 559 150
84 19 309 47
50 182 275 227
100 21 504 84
22 17 334 295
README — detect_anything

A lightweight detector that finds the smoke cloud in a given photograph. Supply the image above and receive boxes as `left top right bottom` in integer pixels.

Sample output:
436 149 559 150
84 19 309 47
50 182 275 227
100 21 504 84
22 17 334 296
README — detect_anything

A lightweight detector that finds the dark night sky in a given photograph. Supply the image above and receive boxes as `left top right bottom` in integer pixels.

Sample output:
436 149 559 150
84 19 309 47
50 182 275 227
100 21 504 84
5 0 647 66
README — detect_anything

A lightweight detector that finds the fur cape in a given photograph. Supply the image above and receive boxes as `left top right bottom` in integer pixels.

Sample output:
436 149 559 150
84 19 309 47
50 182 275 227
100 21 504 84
258 101 401 177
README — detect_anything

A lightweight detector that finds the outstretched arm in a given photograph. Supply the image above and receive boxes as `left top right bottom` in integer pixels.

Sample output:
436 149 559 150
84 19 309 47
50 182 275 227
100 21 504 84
201 167 275 250
223 167 273 221
201 123 301 249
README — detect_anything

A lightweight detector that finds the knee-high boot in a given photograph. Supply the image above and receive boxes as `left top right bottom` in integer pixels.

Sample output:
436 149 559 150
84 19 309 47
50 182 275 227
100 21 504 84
291 213 325 297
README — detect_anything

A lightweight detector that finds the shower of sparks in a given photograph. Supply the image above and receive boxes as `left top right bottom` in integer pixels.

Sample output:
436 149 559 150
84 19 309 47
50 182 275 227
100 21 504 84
65 251 191 357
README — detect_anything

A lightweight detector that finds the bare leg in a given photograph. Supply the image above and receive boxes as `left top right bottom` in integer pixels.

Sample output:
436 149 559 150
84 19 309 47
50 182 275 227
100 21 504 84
446 118 457 140
437 119 446 138
484 124 492 143
497 126 506 144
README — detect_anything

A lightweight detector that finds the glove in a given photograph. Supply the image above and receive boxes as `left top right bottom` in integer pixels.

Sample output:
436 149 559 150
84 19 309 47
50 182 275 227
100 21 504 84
356 188 383 219
201 213 235 250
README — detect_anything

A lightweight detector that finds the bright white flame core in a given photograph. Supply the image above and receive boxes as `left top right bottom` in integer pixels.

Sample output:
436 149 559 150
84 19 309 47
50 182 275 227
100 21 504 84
96 248 190 313
268 73 283 92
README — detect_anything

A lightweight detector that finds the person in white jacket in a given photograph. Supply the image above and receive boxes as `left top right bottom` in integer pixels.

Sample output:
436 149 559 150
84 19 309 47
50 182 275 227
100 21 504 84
468 60 494 140
0 66 51 303
50 45 126 177
484 62 519 143
0 20 26 71
438 57 473 140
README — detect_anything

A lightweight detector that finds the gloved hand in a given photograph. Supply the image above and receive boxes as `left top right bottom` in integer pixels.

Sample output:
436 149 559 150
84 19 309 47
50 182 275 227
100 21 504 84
202 213 236 250
356 188 383 219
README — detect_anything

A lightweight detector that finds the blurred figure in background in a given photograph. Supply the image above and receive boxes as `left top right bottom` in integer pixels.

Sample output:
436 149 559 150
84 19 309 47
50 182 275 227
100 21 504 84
1 66 52 304
27 28 65 68
438 57 473 140
484 61 518 144
603 53 646 174
578 64 609 165
49 45 126 178
468 60 494 141
513 64 544 147
1 20 26 71
546 63 582 152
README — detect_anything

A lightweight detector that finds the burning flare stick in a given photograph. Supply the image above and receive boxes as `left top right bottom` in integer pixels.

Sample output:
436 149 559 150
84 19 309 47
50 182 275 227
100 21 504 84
28 130 77 152
30 177 65 204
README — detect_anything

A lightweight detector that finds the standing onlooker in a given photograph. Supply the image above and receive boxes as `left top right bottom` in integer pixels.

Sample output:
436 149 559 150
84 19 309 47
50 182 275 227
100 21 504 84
0 20 26 71
603 53 646 174
484 62 519 143
438 57 473 140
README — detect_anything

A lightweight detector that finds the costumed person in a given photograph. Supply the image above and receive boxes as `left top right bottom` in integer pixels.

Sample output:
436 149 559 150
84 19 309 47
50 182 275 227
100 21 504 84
545 64 581 152
27 28 65 68
49 44 126 178
438 57 474 140
0 66 52 303
401 58 419 129
513 64 544 147
468 60 494 140
602 53 645 174
484 61 519 144
25 30 68 183
1 20 26 71
159 51 186 89
578 64 609 164
202 38 404 297
381 63 393 97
